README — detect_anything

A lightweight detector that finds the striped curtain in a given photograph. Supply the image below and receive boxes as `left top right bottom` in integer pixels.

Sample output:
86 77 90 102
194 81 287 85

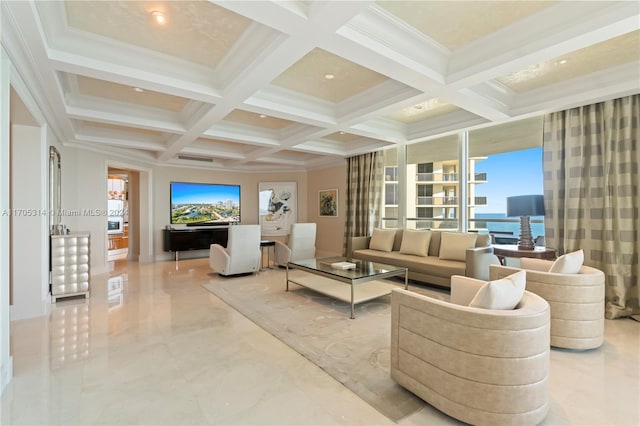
542 94 639 319
343 151 384 256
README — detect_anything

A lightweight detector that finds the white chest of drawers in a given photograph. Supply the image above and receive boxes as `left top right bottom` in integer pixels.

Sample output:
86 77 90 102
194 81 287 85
50 232 90 302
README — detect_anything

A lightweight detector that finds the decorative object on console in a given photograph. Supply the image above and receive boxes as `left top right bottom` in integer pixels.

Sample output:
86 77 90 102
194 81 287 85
318 188 338 217
506 194 545 250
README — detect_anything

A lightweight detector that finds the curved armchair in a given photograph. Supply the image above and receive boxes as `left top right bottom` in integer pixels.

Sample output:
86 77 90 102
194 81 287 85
274 223 316 266
490 259 605 350
209 225 261 276
391 277 550 426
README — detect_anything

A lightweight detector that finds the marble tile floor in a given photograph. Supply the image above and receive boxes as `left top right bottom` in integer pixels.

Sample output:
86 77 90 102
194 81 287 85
1 258 638 425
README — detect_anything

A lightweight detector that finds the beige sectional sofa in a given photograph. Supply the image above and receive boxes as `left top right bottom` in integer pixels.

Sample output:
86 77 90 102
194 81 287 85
347 228 498 288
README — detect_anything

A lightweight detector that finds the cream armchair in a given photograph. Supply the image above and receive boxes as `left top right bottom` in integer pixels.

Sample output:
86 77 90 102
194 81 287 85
209 225 261 276
490 259 605 350
391 276 550 426
274 223 316 266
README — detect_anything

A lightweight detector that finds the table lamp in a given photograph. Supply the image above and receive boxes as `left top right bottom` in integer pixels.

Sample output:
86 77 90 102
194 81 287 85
506 194 545 250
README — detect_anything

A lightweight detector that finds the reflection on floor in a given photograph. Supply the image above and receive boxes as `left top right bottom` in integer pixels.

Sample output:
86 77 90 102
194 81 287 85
2 258 639 425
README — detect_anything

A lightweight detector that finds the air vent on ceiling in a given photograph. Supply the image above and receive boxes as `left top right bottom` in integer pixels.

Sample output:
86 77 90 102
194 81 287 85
177 155 214 163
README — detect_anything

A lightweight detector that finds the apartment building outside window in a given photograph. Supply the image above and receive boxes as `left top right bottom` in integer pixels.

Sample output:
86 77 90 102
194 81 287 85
381 117 543 238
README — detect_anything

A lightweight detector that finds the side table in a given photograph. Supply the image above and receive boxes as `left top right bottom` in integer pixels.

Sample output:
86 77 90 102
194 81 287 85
492 244 556 265
260 240 276 270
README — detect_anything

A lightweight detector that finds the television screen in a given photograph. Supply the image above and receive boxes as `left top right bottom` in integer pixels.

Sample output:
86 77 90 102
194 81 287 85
170 181 240 225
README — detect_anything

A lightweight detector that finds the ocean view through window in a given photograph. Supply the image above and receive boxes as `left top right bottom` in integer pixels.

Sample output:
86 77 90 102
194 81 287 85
472 146 545 240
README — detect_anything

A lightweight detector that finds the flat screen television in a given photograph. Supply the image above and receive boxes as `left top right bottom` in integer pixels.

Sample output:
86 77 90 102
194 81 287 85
170 181 240 226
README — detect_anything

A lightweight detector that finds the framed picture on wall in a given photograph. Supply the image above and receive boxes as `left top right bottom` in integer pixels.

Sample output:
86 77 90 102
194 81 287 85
319 189 338 217
258 181 297 235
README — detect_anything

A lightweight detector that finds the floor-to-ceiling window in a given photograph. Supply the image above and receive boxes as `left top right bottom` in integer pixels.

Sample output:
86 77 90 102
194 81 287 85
381 117 543 236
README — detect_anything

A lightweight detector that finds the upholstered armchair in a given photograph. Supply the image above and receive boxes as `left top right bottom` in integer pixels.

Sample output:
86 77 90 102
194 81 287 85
391 276 550 426
209 225 261 276
274 223 316 266
466 246 501 280
490 258 605 350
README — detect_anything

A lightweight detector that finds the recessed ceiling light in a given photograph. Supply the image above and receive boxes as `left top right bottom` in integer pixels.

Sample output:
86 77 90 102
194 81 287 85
559 59 568 65
323 73 335 80
259 114 267 118
133 87 144 93
151 11 166 25
339 131 346 135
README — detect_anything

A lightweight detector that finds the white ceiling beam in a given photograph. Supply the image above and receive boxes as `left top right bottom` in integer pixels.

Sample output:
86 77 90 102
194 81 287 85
447 1 640 88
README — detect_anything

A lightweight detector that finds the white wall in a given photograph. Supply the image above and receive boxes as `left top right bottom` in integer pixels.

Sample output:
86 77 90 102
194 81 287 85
1 46 13 395
10 124 49 320
307 165 346 257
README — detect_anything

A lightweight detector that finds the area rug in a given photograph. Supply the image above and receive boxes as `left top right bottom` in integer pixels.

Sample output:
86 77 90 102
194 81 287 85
203 270 448 422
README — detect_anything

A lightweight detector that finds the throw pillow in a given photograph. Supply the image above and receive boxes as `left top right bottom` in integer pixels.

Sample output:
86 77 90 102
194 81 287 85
439 232 478 262
399 230 431 257
469 270 526 310
369 228 396 252
548 249 584 274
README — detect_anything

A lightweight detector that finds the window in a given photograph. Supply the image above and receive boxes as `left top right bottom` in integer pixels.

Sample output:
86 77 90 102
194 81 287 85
381 117 544 234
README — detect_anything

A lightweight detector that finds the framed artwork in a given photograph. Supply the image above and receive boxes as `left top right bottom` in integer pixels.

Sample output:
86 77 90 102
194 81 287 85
258 181 297 236
319 189 338 217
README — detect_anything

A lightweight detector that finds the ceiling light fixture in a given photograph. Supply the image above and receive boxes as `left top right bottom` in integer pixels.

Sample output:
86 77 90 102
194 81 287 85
133 87 144 93
323 73 335 80
259 114 267 118
151 11 166 25
339 131 346 135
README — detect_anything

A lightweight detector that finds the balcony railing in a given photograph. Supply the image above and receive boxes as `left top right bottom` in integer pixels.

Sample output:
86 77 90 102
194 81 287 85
470 196 487 205
417 196 458 205
380 217 544 239
416 172 487 183
415 196 487 206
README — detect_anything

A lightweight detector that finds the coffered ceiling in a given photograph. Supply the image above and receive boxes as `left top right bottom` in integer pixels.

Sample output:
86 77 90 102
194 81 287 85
2 1 639 172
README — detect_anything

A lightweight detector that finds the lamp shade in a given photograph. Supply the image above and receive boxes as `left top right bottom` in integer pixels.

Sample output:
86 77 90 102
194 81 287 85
506 195 545 217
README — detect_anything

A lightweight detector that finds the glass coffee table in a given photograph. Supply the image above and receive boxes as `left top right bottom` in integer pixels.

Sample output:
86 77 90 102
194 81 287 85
285 257 408 319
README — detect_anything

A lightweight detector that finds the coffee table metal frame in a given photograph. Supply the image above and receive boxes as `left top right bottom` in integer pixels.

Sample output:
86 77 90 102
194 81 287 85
285 257 408 319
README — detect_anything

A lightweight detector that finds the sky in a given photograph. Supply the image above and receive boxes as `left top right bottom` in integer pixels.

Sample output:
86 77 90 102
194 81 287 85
473 147 544 214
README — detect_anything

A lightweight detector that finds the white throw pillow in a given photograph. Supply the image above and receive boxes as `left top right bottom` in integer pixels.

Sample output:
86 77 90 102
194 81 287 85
548 249 584 274
469 270 526 310
399 230 431 257
439 232 478 262
369 228 396 252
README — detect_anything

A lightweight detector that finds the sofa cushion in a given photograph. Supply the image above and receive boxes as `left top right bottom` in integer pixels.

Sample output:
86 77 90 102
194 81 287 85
428 231 442 257
439 232 478 262
469 270 526 310
352 249 466 278
369 228 396 252
399 230 431 257
549 249 584 274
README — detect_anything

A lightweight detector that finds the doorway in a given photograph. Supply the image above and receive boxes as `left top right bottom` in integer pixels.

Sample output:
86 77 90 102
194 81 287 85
107 170 129 261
